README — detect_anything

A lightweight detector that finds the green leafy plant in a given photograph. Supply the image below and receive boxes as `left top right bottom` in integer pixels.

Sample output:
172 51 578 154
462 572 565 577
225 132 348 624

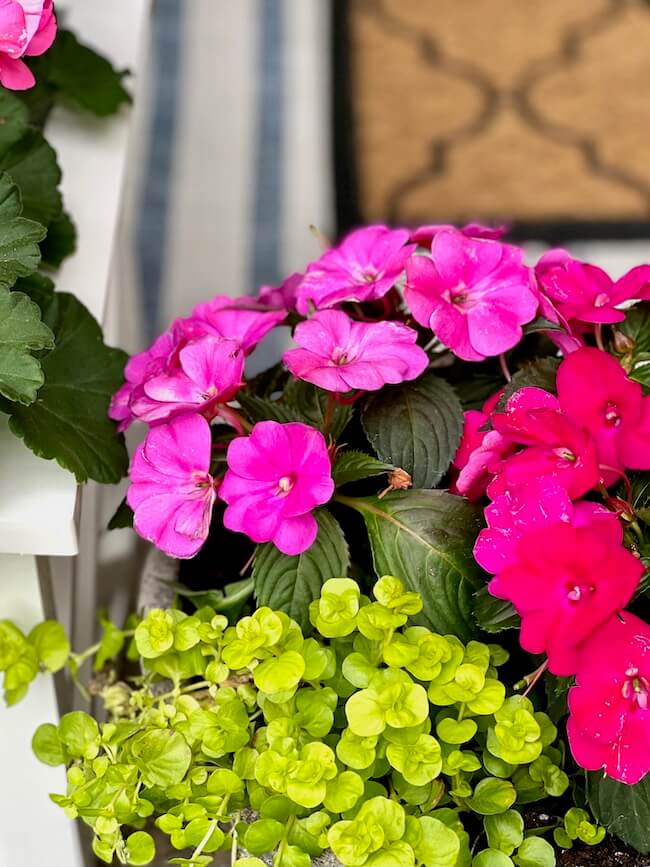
0 33 128 481
1 575 605 866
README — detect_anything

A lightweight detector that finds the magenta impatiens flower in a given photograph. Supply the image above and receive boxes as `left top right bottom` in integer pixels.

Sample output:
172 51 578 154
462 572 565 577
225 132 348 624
127 414 217 558
411 222 507 246
404 229 538 361
258 272 303 311
490 387 600 499
189 294 286 353
474 477 573 575
474 476 621 575
489 522 643 676
129 335 244 426
109 328 179 431
536 249 650 326
282 309 428 393
0 0 56 90
110 295 281 431
451 389 514 501
295 225 414 314
220 421 335 555
557 347 650 485
568 611 650 784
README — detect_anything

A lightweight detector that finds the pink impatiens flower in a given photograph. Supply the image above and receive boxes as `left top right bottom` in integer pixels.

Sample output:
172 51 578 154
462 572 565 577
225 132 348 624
258 272 303 311
220 421 335 555
489 522 643 676
489 387 600 500
536 249 650 326
130 335 244 426
568 611 650 784
404 229 538 361
109 327 179 431
127 414 217 559
282 309 428 393
189 294 286 353
0 0 56 90
410 222 508 246
295 225 415 314
110 293 282 431
557 347 650 485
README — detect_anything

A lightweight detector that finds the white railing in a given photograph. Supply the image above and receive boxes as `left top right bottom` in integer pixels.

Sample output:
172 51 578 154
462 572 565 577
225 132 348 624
0 3 150 864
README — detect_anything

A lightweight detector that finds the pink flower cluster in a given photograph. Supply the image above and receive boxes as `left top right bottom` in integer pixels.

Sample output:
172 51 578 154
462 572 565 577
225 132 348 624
465 347 650 783
0 0 56 90
116 226 434 560
113 222 650 784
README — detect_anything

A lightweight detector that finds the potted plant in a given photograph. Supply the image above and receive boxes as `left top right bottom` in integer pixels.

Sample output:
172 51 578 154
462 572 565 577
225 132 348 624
1 36 650 864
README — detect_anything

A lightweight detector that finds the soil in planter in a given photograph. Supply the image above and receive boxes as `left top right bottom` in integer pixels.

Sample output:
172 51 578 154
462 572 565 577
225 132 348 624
558 837 650 867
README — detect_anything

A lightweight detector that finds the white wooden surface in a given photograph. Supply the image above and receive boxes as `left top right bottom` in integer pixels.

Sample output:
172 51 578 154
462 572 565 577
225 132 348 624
0 3 150 865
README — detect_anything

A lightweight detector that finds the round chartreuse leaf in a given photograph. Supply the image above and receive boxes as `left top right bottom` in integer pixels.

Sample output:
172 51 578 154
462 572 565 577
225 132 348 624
31 722 65 766
254 650 305 695
125 831 155 866
28 620 70 672
468 778 517 815
512 837 555 867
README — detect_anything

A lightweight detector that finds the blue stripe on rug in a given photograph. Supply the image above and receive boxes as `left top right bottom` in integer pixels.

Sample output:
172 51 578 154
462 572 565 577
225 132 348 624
136 0 184 339
251 0 285 291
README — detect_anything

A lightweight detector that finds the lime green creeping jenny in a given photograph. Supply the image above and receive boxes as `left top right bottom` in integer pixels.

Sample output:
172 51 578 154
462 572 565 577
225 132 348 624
20 574 598 867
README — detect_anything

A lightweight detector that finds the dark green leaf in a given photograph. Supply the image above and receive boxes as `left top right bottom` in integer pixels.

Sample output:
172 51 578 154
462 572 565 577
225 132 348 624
630 472 650 512
40 210 76 268
361 372 463 488
0 127 61 226
332 450 394 487
0 284 53 404
237 392 297 424
522 316 564 334
245 361 288 397
12 75 55 128
12 271 55 304
452 373 503 411
7 291 129 483
543 673 572 723
618 302 650 354
108 498 134 530
341 490 483 638
0 90 31 141
32 30 131 117
587 773 650 853
474 587 519 633
629 360 650 389
0 172 46 290
284 379 353 439
495 358 559 411
253 509 350 630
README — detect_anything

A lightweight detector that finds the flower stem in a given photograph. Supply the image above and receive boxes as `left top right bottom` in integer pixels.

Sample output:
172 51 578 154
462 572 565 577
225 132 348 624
595 323 605 352
499 353 512 383
231 813 240 867
323 392 336 439
193 818 220 860
516 660 549 697
220 405 252 434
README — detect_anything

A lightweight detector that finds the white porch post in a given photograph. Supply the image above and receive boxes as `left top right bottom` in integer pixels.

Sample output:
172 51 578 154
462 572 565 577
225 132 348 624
0 3 151 864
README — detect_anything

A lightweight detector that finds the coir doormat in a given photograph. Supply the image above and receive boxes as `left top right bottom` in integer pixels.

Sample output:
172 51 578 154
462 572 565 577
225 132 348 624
333 0 650 241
